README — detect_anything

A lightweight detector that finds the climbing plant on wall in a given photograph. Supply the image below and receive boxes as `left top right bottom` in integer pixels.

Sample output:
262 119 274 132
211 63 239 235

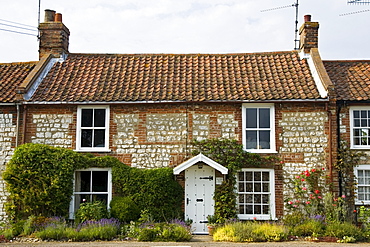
191 139 279 223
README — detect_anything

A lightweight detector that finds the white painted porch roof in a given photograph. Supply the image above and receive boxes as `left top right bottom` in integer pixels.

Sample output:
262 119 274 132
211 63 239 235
173 153 228 175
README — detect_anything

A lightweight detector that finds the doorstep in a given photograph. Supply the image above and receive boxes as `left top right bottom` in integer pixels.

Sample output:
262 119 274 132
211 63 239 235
190 235 213 242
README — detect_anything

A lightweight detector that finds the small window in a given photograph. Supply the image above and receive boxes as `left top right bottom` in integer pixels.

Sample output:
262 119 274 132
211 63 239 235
350 107 370 149
355 165 370 205
237 169 275 220
242 104 276 153
76 106 110 151
69 168 112 219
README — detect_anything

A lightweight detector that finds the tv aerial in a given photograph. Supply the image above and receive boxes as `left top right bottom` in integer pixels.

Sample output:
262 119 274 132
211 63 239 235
341 0 370 16
261 0 300 50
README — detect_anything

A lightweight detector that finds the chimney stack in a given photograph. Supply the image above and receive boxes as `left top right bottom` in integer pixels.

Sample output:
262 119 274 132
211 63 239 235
299 14 319 54
38 9 70 59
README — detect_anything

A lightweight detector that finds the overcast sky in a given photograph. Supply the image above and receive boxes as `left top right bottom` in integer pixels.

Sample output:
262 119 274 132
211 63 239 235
0 0 369 63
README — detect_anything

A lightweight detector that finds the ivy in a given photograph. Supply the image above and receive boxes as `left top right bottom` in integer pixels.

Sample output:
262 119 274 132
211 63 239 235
191 139 279 223
3 143 90 220
335 140 366 219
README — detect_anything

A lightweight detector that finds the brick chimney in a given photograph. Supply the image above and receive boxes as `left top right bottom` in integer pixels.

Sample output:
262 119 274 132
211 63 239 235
38 9 70 59
299 15 319 54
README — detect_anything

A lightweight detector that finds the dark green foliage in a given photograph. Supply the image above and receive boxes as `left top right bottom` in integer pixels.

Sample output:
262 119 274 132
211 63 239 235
112 166 183 221
3 143 90 220
75 201 109 224
110 196 141 223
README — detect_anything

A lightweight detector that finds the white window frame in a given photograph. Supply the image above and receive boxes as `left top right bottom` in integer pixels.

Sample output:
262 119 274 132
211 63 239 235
242 103 276 153
237 168 276 220
76 105 110 152
350 106 370 149
69 167 112 219
355 165 370 205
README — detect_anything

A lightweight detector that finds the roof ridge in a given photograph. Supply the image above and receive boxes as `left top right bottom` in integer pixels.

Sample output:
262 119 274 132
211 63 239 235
67 50 299 57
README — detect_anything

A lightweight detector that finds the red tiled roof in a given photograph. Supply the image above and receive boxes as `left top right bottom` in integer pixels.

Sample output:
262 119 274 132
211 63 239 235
30 51 323 103
323 60 370 101
0 62 37 103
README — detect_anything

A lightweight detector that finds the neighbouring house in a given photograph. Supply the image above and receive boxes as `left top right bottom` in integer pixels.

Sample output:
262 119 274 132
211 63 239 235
324 60 370 209
0 10 347 234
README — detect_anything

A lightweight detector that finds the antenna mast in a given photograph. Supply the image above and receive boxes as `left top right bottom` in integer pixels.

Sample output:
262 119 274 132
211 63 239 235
261 0 300 50
340 0 370 16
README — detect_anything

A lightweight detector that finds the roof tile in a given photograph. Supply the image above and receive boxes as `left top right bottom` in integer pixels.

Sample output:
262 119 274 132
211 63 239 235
323 60 370 101
0 62 37 103
29 52 323 103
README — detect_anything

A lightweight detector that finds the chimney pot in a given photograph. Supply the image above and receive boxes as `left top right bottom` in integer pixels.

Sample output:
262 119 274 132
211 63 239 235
304 14 311 22
55 13 62 22
44 9 56 22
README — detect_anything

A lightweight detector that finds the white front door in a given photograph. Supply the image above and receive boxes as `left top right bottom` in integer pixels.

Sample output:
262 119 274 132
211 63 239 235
185 164 215 234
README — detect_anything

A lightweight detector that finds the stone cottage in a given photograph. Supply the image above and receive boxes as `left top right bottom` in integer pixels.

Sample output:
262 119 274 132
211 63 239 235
0 10 340 233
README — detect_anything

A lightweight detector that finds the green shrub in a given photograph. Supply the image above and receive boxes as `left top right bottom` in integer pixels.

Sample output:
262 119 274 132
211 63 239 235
282 212 306 227
127 222 191 242
110 196 140 223
75 201 109 224
325 221 364 240
254 223 288 242
112 166 183 221
3 143 90 220
291 219 324 237
137 227 160 241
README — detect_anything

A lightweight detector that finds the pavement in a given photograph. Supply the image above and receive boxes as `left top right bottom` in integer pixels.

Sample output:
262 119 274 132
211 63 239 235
1 235 370 247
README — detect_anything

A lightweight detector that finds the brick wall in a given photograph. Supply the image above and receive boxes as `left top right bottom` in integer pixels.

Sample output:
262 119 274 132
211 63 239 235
0 101 336 220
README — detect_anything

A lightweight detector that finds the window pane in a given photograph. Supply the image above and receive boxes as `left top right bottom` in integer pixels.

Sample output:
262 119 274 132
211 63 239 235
92 171 108 192
263 205 269 214
93 194 108 204
82 109 93 127
254 194 261 203
94 109 106 127
254 205 261 214
254 183 261 192
262 172 269 181
246 131 257 149
246 205 253 214
81 130 93 147
94 130 105 147
238 183 244 192
361 110 367 118
361 119 368 127
239 195 245 203
262 194 269 204
259 130 271 149
354 110 359 118
246 183 253 192
246 108 257 128
259 109 270 128
79 171 91 192
246 172 253 181
246 194 253 203
263 183 269 192
254 172 261 181
354 119 360 127
239 205 245 214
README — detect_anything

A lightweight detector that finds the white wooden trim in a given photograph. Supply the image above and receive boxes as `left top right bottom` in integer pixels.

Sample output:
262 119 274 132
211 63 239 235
173 153 228 175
